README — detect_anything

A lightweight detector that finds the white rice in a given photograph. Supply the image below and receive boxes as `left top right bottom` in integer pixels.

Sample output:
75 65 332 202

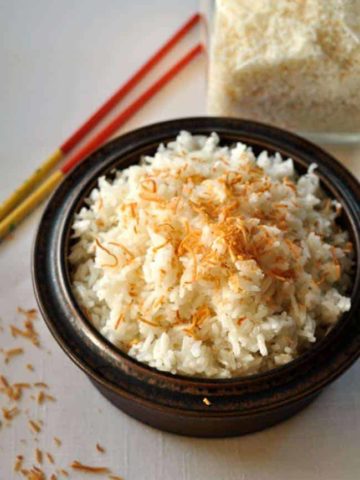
69 131 352 378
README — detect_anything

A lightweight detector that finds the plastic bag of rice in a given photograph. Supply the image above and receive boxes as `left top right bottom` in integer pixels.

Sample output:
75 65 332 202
207 0 360 134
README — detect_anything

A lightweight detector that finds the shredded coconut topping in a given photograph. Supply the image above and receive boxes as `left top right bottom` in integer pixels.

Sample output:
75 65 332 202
70 132 352 378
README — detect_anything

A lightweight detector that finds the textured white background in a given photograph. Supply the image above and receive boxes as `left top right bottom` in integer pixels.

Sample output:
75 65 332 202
0 1 359 479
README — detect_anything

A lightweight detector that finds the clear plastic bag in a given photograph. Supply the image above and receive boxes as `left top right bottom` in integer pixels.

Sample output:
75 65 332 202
206 0 360 142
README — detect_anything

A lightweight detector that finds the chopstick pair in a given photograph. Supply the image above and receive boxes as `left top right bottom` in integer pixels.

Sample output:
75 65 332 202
0 13 202 240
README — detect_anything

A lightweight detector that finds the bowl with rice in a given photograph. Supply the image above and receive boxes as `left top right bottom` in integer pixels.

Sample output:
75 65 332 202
33 117 360 437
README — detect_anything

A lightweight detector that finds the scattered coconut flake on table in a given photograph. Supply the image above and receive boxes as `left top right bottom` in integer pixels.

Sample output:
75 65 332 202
69 131 353 378
0 307 124 479
70 460 111 474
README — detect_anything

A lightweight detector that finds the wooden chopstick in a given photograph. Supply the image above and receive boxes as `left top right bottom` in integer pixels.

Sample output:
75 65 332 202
0 43 203 240
0 13 201 221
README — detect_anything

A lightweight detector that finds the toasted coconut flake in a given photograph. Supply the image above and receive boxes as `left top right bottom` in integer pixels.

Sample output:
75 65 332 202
139 191 164 203
14 454 24 472
186 174 206 185
96 443 106 453
153 239 171 252
46 452 55 464
141 178 157 193
2 406 20 420
10 324 40 347
169 196 181 213
183 306 211 337
108 476 124 480
115 314 125 330
39 391 55 404
237 317 246 325
128 202 138 219
283 177 297 192
54 437 62 447
17 307 38 320
95 239 118 268
37 391 45 404
71 460 110 474
174 310 183 325
191 251 198 282
284 239 301 258
182 327 198 338
0 374 9 388
108 241 135 260
24 466 46 480
226 172 243 186
35 448 43 464
29 420 41 433
3 347 24 363
152 296 165 310
97 197 104 210
157 223 175 232
95 219 105 228
3 382 30 401
138 317 159 328
268 268 296 282
33 382 48 389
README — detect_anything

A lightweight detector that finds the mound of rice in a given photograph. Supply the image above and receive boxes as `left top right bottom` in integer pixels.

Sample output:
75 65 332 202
69 132 352 378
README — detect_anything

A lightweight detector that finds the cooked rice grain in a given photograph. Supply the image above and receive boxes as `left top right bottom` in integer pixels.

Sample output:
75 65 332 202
69 132 352 378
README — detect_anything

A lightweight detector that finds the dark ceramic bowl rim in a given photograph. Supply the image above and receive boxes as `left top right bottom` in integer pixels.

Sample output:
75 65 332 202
33 117 360 416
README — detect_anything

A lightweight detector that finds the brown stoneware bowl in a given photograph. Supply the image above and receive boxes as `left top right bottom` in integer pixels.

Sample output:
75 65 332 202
32 117 360 437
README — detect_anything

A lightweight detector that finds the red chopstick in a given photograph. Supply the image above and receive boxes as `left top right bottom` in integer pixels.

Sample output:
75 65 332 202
62 43 203 174
0 42 204 240
60 13 201 154
0 12 201 225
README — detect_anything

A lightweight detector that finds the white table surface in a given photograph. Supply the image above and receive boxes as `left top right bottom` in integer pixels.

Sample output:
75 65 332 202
0 1 359 479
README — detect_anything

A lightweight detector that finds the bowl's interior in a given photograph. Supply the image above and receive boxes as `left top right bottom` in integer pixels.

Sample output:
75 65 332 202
61 126 359 384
